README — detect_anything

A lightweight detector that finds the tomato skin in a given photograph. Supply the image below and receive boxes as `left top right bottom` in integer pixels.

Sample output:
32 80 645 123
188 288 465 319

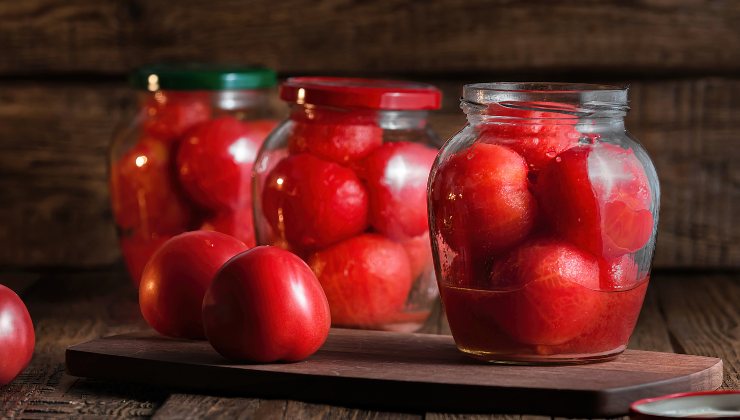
139 231 248 339
400 232 433 280
142 92 211 141
0 285 35 386
110 137 194 236
177 117 277 211
537 143 653 258
261 153 369 250
431 143 537 262
200 206 256 249
488 239 601 346
288 121 383 164
479 101 581 172
307 234 413 328
203 246 330 362
359 142 438 240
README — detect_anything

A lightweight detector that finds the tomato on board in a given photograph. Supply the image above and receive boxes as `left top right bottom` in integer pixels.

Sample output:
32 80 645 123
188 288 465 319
0 285 35 386
177 117 277 211
488 239 602 346
261 153 369 250
431 143 537 263
307 234 413 328
203 246 330 362
139 231 248 339
536 143 653 258
359 141 438 240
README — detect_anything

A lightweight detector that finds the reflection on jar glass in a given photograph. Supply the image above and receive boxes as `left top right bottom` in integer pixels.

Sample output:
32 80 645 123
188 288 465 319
253 77 442 332
109 64 279 287
429 83 660 364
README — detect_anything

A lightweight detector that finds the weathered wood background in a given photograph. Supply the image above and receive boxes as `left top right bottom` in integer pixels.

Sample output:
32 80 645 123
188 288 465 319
0 0 738 269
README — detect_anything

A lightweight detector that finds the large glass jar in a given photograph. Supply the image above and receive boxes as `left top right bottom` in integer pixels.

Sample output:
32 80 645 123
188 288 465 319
429 83 660 364
253 77 442 332
110 65 278 286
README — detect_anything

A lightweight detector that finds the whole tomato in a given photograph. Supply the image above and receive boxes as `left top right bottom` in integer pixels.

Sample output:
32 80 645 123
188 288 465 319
537 143 654 258
358 141 438 240
0 285 35 386
488 239 602 346
177 117 277 211
139 231 248 339
261 153 369 250
203 246 330 362
431 143 537 263
110 136 195 236
307 234 412 328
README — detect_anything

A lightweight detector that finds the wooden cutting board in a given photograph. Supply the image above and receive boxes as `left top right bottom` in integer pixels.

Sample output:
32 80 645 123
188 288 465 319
66 328 723 417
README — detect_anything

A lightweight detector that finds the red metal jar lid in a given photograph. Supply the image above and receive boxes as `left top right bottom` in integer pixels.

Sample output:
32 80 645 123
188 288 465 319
280 77 442 110
630 390 740 419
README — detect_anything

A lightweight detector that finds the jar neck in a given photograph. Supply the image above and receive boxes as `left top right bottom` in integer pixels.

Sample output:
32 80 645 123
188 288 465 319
463 101 626 132
289 104 429 130
138 89 271 112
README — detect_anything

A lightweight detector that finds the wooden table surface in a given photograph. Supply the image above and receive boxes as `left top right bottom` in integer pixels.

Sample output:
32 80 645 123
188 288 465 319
1 268 737 419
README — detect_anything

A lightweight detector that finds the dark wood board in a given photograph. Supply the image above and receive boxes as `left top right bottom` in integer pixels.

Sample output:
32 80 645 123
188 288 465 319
0 1 738 75
66 329 723 417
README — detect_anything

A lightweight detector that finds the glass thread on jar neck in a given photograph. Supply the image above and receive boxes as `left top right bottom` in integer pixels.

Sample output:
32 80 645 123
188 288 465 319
461 82 629 126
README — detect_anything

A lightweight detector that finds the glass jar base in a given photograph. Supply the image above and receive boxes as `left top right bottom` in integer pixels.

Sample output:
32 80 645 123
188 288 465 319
458 345 626 365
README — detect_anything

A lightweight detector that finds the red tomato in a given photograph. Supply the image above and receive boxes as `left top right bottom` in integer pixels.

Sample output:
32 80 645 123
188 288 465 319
599 254 640 290
0 285 34 385
359 142 438 240
142 91 211 141
203 246 330 362
307 234 413 328
430 143 537 262
480 101 580 172
139 231 248 339
200 206 256 248
119 235 172 287
400 232 432 280
288 121 383 164
536 143 653 258
488 239 601 345
261 154 369 250
110 137 194 236
177 117 277 211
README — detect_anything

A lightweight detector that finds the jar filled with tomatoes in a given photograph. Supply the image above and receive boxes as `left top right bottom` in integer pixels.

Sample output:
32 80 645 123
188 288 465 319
110 64 278 286
253 77 442 332
429 83 659 364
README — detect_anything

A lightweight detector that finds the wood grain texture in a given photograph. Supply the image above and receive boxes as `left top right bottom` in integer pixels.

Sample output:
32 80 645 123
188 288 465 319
65 329 723 417
0 269 736 418
0 0 738 75
0 269 165 418
1 78 737 268
654 273 740 390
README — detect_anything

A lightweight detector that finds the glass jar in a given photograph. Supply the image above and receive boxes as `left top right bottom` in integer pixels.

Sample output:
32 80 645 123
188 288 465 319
253 77 442 332
110 64 278 286
429 83 660 364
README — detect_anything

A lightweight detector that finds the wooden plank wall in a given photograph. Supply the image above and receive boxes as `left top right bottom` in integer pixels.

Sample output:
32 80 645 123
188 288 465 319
0 0 738 269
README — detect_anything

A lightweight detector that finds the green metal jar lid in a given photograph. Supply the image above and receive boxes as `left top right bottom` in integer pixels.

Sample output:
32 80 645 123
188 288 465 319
130 64 277 91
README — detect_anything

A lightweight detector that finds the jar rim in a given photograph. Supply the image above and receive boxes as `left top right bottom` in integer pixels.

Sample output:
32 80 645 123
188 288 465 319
463 82 628 107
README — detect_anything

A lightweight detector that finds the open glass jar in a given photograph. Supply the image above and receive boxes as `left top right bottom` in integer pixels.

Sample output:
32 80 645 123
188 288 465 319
253 77 442 332
110 65 278 286
429 83 660 364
